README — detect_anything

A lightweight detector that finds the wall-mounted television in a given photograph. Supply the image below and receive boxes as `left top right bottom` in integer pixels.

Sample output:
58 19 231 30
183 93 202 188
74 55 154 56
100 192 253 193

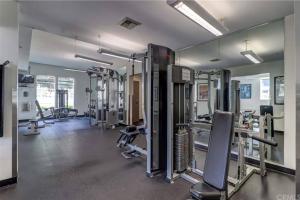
18 74 34 84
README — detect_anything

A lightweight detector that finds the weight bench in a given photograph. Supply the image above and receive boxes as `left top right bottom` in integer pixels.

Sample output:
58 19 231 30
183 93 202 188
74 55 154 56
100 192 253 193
117 125 146 159
190 111 234 200
35 100 55 125
68 108 78 118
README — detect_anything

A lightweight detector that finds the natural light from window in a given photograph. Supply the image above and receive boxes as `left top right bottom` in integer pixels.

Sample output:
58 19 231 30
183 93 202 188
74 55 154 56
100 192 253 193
36 75 56 108
260 78 270 100
58 77 75 108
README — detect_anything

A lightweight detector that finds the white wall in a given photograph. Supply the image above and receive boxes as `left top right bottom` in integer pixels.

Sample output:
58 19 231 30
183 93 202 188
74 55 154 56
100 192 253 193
18 26 32 71
232 75 270 113
295 3 300 188
29 62 90 115
285 14 296 171
229 60 284 132
0 1 18 181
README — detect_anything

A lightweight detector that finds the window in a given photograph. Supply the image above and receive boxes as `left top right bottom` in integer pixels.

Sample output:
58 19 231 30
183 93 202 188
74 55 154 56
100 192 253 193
58 77 75 108
36 75 56 108
260 78 270 100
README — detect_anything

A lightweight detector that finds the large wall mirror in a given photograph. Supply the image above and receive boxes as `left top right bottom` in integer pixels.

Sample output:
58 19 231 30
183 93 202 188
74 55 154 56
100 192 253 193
176 19 285 166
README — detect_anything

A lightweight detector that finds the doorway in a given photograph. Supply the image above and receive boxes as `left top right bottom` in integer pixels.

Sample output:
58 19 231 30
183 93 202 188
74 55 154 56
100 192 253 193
129 74 142 125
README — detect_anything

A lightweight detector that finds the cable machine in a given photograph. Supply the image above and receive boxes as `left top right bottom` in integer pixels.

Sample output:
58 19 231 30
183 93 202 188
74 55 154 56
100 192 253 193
193 69 231 122
86 67 120 128
166 64 194 182
145 43 175 175
118 74 127 125
56 90 68 108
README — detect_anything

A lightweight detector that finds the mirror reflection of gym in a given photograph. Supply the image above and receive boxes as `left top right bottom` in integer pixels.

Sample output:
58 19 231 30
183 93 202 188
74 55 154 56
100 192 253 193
177 19 285 166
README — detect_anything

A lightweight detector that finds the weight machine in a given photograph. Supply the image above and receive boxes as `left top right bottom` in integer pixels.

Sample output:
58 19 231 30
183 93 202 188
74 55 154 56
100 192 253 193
118 74 127 125
57 90 68 108
166 64 195 182
116 51 148 159
190 75 279 198
116 43 175 175
114 43 281 199
193 69 231 122
86 67 120 128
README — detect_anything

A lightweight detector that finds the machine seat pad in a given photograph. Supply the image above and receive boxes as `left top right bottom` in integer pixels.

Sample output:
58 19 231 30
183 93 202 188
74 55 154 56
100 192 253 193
120 129 140 137
125 125 137 132
190 182 221 200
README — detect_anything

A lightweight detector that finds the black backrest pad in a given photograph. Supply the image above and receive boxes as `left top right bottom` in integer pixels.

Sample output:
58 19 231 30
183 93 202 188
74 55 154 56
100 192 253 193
203 111 234 190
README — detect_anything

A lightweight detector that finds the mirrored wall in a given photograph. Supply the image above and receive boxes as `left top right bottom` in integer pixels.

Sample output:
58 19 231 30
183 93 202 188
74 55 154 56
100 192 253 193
177 19 285 165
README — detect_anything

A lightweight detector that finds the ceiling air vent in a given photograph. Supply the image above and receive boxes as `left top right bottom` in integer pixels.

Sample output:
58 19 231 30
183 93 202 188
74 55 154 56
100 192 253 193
119 17 141 30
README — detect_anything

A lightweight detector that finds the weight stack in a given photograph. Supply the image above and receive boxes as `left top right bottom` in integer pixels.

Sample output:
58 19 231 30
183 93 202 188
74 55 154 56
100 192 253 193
174 128 189 172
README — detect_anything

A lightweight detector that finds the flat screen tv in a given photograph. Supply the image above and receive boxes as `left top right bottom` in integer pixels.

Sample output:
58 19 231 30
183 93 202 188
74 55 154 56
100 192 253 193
18 74 34 84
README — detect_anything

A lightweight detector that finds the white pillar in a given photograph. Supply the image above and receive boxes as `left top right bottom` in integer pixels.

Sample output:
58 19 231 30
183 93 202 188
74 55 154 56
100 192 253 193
284 14 296 170
295 1 300 196
0 1 18 182
19 26 32 71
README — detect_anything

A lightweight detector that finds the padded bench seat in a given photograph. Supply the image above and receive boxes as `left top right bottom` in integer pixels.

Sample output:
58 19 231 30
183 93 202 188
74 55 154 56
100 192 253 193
190 111 234 200
119 129 140 136
190 182 221 200
117 126 140 148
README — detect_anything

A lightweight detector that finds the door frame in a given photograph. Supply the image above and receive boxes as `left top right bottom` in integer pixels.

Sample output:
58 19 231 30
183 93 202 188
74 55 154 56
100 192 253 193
129 74 142 125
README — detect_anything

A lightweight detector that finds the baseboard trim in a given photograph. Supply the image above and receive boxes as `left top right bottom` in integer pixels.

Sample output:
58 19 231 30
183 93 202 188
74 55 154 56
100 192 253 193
195 143 295 176
0 177 17 188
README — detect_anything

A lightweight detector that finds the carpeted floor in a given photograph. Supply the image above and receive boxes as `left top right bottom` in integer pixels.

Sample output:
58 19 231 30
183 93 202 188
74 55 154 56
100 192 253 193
0 118 295 200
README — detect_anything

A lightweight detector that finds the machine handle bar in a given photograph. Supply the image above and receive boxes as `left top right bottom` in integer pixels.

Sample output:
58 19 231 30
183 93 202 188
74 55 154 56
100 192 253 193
176 123 190 127
250 135 278 147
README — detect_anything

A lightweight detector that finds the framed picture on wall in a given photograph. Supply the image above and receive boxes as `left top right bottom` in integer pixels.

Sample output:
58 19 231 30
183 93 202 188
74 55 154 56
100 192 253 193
274 76 284 105
197 83 208 101
240 84 252 99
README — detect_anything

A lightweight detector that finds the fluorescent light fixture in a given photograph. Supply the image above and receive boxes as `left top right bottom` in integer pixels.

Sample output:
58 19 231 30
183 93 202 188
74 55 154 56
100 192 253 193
241 50 263 64
167 0 227 36
64 68 86 73
98 48 142 63
74 54 113 66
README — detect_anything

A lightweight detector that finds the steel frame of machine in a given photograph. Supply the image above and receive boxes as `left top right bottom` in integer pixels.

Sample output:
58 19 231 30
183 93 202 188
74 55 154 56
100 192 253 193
86 67 120 128
114 43 281 199
113 44 276 199
166 64 196 183
190 108 279 198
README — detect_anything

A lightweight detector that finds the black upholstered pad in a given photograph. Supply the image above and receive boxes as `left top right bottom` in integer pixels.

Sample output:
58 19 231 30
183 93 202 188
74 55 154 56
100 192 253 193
190 182 221 200
203 111 234 190
119 129 140 137
125 125 137 132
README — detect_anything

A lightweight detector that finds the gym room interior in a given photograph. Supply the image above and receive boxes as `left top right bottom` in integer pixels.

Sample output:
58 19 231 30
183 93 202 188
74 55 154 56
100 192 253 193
0 1 300 200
